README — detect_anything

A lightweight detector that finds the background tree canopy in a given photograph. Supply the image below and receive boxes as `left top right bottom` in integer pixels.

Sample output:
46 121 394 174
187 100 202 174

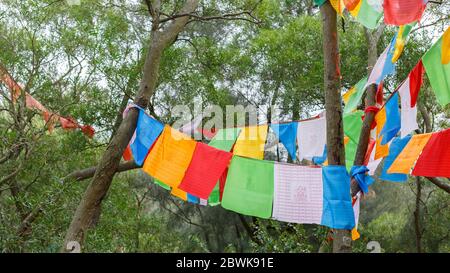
0 0 449 253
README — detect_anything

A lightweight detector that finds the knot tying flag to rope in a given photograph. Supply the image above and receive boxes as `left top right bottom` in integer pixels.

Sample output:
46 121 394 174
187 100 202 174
361 106 380 130
350 165 374 194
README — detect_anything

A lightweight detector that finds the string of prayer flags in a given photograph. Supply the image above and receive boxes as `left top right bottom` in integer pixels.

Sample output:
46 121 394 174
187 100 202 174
343 77 368 114
297 116 327 160
392 22 416 63
388 133 432 174
142 125 196 188
178 142 233 199
270 122 298 160
0 65 95 138
272 164 324 225
321 165 355 230
130 109 164 166
349 0 383 29
379 92 401 145
412 129 450 178
380 135 412 182
422 28 450 107
233 125 268 160
383 0 426 26
221 156 274 219
207 127 242 205
398 60 424 137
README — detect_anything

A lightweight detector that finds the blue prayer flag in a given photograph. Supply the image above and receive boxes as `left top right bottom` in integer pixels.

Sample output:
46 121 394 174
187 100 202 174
380 135 412 182
270 122 298 160
130 109 164 166
377 35 397 84
321 165 355 230
380 92 401 145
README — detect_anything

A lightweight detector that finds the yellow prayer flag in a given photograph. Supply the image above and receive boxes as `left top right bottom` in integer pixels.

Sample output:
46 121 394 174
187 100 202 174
233 125 269 160
351 228 360 241
343 86 356 104
388 133 433 174
142 125 196 188
330 0 345 16
349 0 362 17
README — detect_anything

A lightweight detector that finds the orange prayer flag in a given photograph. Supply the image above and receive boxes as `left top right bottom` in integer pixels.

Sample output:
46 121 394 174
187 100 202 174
142 125 196 188
387 133 433 174
171 186 188 201
374 108 389 159
442 27 450 65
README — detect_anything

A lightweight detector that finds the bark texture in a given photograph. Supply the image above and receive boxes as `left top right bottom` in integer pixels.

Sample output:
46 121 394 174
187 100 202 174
320 2 351 253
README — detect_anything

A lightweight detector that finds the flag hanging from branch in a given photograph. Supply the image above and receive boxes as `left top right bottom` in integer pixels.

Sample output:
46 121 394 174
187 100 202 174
422 28 450 107
379 92 401 145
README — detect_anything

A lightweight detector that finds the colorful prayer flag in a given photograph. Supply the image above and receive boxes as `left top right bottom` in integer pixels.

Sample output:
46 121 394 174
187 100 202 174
221 156 274 219
130 109 164 166
321 165 355 230
379 92 401 145
272 164 323 224
374 107 390 159
297 116 327 160
380 135 412 182
270 122 298 160
398 61 424 137
383 0 426 26
388 133 432 174
343 77 368 114
233 125 268 160
142 125 196 188
178 142 233 199
350 0 383 29
422 29 450 107
412 129 450 178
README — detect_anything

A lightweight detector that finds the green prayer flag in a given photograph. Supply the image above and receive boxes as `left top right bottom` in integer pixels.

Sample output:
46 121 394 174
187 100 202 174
208 128 241 152
344 111 363 171
344 77 368 114
314 0 327 7
422 36 450 107
356 0 383 29
207 127 241 205
154 179 171 190
344 110 364 143
221 156 274 218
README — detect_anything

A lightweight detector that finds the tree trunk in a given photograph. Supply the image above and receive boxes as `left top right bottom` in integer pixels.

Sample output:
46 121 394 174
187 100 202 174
62 0 200 252
414 177 423 253
319 2 351 253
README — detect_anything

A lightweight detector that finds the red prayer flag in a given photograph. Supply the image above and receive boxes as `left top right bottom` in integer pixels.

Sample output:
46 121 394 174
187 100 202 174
178 142 232 199
412 129 450 178
122 144 133 161
81 125 95 138
364 138 376 166
383 0 426 26
409 60 424 107
60 117 79 129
